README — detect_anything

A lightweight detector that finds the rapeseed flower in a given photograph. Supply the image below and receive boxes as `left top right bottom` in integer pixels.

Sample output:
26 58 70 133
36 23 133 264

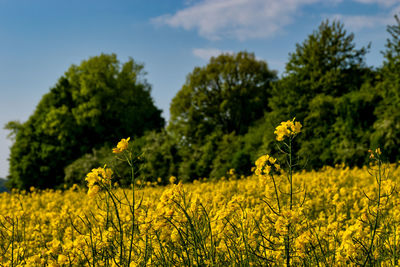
112 137 130 154
369 147 382 159
2 145 400 266
255 154 279 176
87 184 100 198
85 165 113 198
85 165 113 187
169 176 177 184
274 118 302 141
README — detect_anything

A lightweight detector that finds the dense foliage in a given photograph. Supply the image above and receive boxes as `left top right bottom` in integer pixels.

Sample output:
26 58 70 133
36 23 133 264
6 17 400 187
371 15 400 162
0 178 7 193
131 19 396 183
268 20 376 169
5 54 164 189
63 52 277 185
168 51 277 181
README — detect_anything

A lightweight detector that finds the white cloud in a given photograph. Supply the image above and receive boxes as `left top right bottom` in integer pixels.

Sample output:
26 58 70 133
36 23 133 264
329 4 400 31
192 48 233 60
353 0 400 7
152 0 319 40
329 14 391 30
152 0 400 40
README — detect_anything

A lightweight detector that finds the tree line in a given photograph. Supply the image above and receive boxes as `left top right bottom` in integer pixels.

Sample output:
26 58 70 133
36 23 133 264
5 17 400 189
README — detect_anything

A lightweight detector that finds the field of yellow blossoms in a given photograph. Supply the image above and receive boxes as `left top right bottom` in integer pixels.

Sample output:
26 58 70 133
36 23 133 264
1 119 399 266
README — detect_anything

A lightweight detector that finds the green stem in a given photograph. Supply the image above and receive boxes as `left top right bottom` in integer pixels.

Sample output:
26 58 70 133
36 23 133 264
285 225 290 267
88 221 96 267
270 174 281 213
11 219 14 267
128 155 135 265
393 225 397 266
106 187 124 264
285 137 293 267
363 158 382 266
289 137 293 211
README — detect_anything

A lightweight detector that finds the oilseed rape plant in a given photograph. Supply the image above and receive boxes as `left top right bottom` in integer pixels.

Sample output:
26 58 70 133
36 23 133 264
85 166 113 198
273 118 302 141
112 137 130 154
2 119 400 266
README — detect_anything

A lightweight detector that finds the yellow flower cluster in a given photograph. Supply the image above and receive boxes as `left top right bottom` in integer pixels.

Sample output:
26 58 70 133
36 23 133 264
169 175 177 184
112 137 130 154
369 147 382 158
85 165 113 197
274 118 302 141
254 154 280 176
1 162 399 265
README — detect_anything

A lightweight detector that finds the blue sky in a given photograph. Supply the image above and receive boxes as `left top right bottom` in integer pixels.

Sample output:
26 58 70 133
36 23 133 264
0 0 398 178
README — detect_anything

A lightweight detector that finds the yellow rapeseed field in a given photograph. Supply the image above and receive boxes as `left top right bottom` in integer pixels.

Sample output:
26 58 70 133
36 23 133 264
1 119 399 266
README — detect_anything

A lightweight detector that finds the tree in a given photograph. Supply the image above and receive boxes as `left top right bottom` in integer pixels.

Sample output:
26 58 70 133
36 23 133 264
371 15 400 161
267 20 373 168
270 20 369 118
169 51 277 144
332 85 379 166
168 51 277 180
6 53 164 189
140 130 181 184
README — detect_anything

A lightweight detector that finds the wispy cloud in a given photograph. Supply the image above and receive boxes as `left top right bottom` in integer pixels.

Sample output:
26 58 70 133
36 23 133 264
192 48 233 60
152 0 319 41
152 0 400 40
329 14 392 30
352 0 400 7
329 4 400 31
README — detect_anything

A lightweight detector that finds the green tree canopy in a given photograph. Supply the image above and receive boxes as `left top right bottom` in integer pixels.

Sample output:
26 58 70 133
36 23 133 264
169 51 277 145
168 51 277 180
265 20 374 168
371 15 400 161
6 53 164 189
270 20 369 119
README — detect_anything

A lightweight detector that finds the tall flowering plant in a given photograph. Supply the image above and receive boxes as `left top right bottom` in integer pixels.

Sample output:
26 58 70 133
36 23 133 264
254 118 302 266
83 137 141 266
